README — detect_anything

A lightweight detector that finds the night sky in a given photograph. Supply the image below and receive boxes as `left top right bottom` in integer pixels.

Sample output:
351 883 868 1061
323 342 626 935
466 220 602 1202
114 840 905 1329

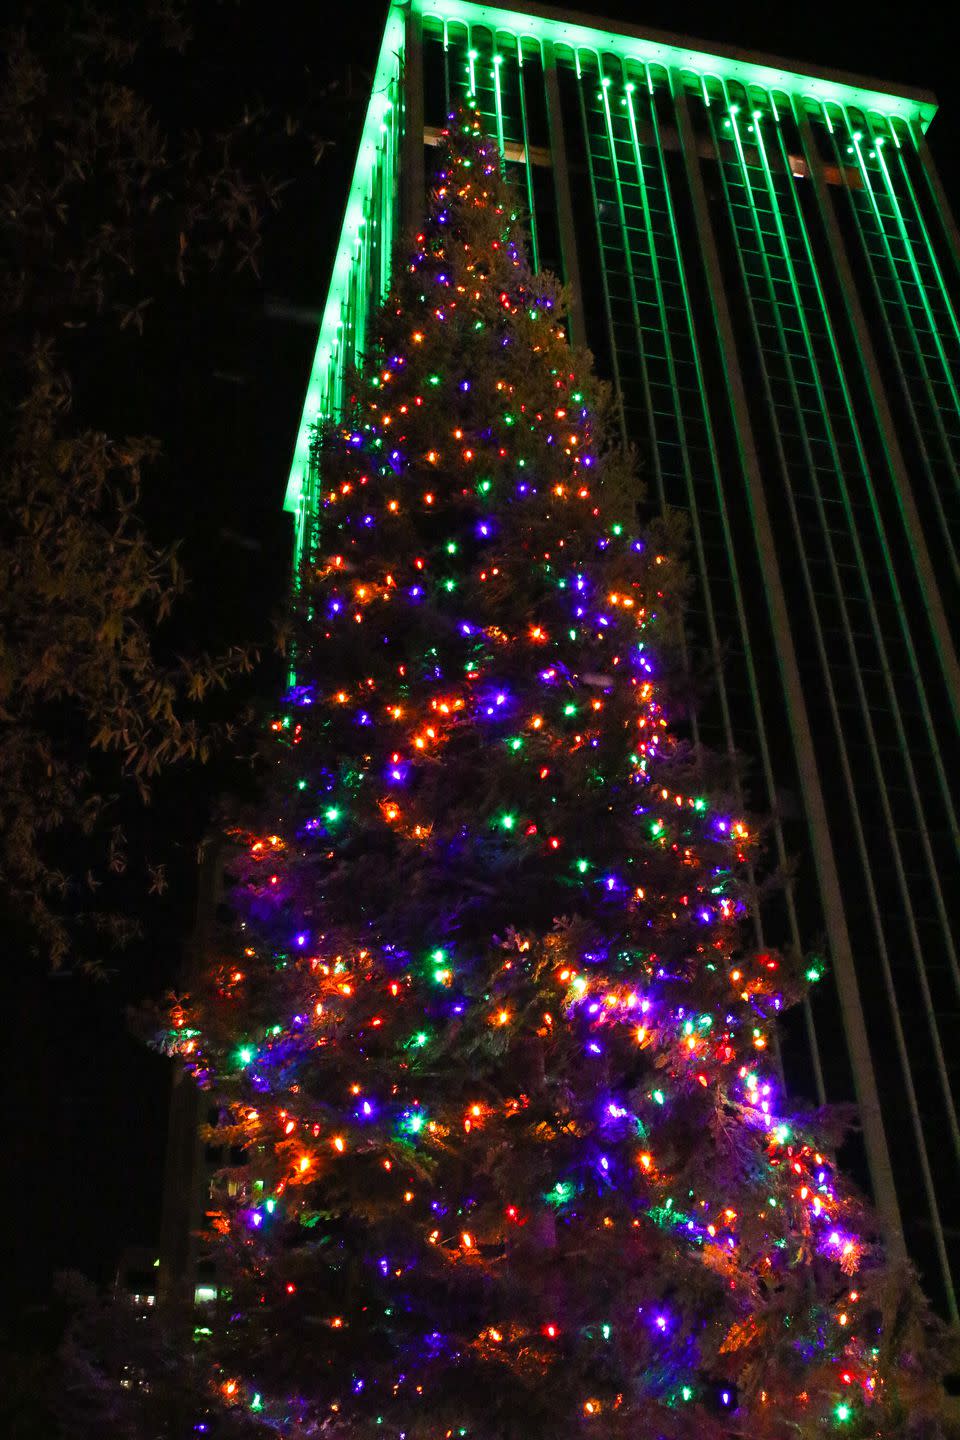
9 0 958 1323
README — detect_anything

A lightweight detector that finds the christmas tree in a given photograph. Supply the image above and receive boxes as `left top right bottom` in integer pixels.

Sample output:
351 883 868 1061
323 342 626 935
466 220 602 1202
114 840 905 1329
164 108 943 1439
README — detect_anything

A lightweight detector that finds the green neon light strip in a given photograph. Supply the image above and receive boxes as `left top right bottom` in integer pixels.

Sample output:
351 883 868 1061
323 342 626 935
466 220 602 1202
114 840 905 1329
566 60 825 1102
832 104 960 495
514 38 541 271
623 75 682 514
676 83 817 1101
571 63 627 445
886 126 960 352
624 75 779 986
595 62 663 498
708 83 926 1172
416 0 937 128
716 83 957 1313
773 111 960 897
819 108 960 581
717 86 848 1098
625 63 822 1093
492 48 507 161
284 3 404 524
845 115 960 435
909 118 960 302
441 24 543 268
621 75 702 739
758 108 960 1109
765 97 927 1112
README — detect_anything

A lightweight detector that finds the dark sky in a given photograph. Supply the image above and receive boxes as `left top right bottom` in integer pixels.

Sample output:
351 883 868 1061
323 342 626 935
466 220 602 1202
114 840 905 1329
9 0 958 1321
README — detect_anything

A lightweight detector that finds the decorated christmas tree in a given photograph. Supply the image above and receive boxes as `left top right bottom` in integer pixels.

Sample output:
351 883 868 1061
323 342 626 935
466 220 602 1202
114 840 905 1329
164 108 944 1439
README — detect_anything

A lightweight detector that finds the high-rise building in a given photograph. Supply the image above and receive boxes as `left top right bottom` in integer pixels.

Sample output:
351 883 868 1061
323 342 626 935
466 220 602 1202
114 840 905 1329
282 0 960 1317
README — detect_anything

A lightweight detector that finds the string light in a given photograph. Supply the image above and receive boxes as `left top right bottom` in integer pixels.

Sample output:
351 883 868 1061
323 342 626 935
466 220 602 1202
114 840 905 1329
163 100 918 1440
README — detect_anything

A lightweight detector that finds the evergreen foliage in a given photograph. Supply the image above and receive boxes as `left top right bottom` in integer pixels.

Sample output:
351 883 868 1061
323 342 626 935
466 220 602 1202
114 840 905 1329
162 108 946 1439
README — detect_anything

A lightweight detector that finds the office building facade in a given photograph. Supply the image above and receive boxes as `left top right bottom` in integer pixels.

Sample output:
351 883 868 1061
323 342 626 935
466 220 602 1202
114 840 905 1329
279 0 960 1316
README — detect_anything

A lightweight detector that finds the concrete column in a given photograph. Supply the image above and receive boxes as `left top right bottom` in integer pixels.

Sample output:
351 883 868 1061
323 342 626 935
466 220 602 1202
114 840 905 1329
542 41 588 349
